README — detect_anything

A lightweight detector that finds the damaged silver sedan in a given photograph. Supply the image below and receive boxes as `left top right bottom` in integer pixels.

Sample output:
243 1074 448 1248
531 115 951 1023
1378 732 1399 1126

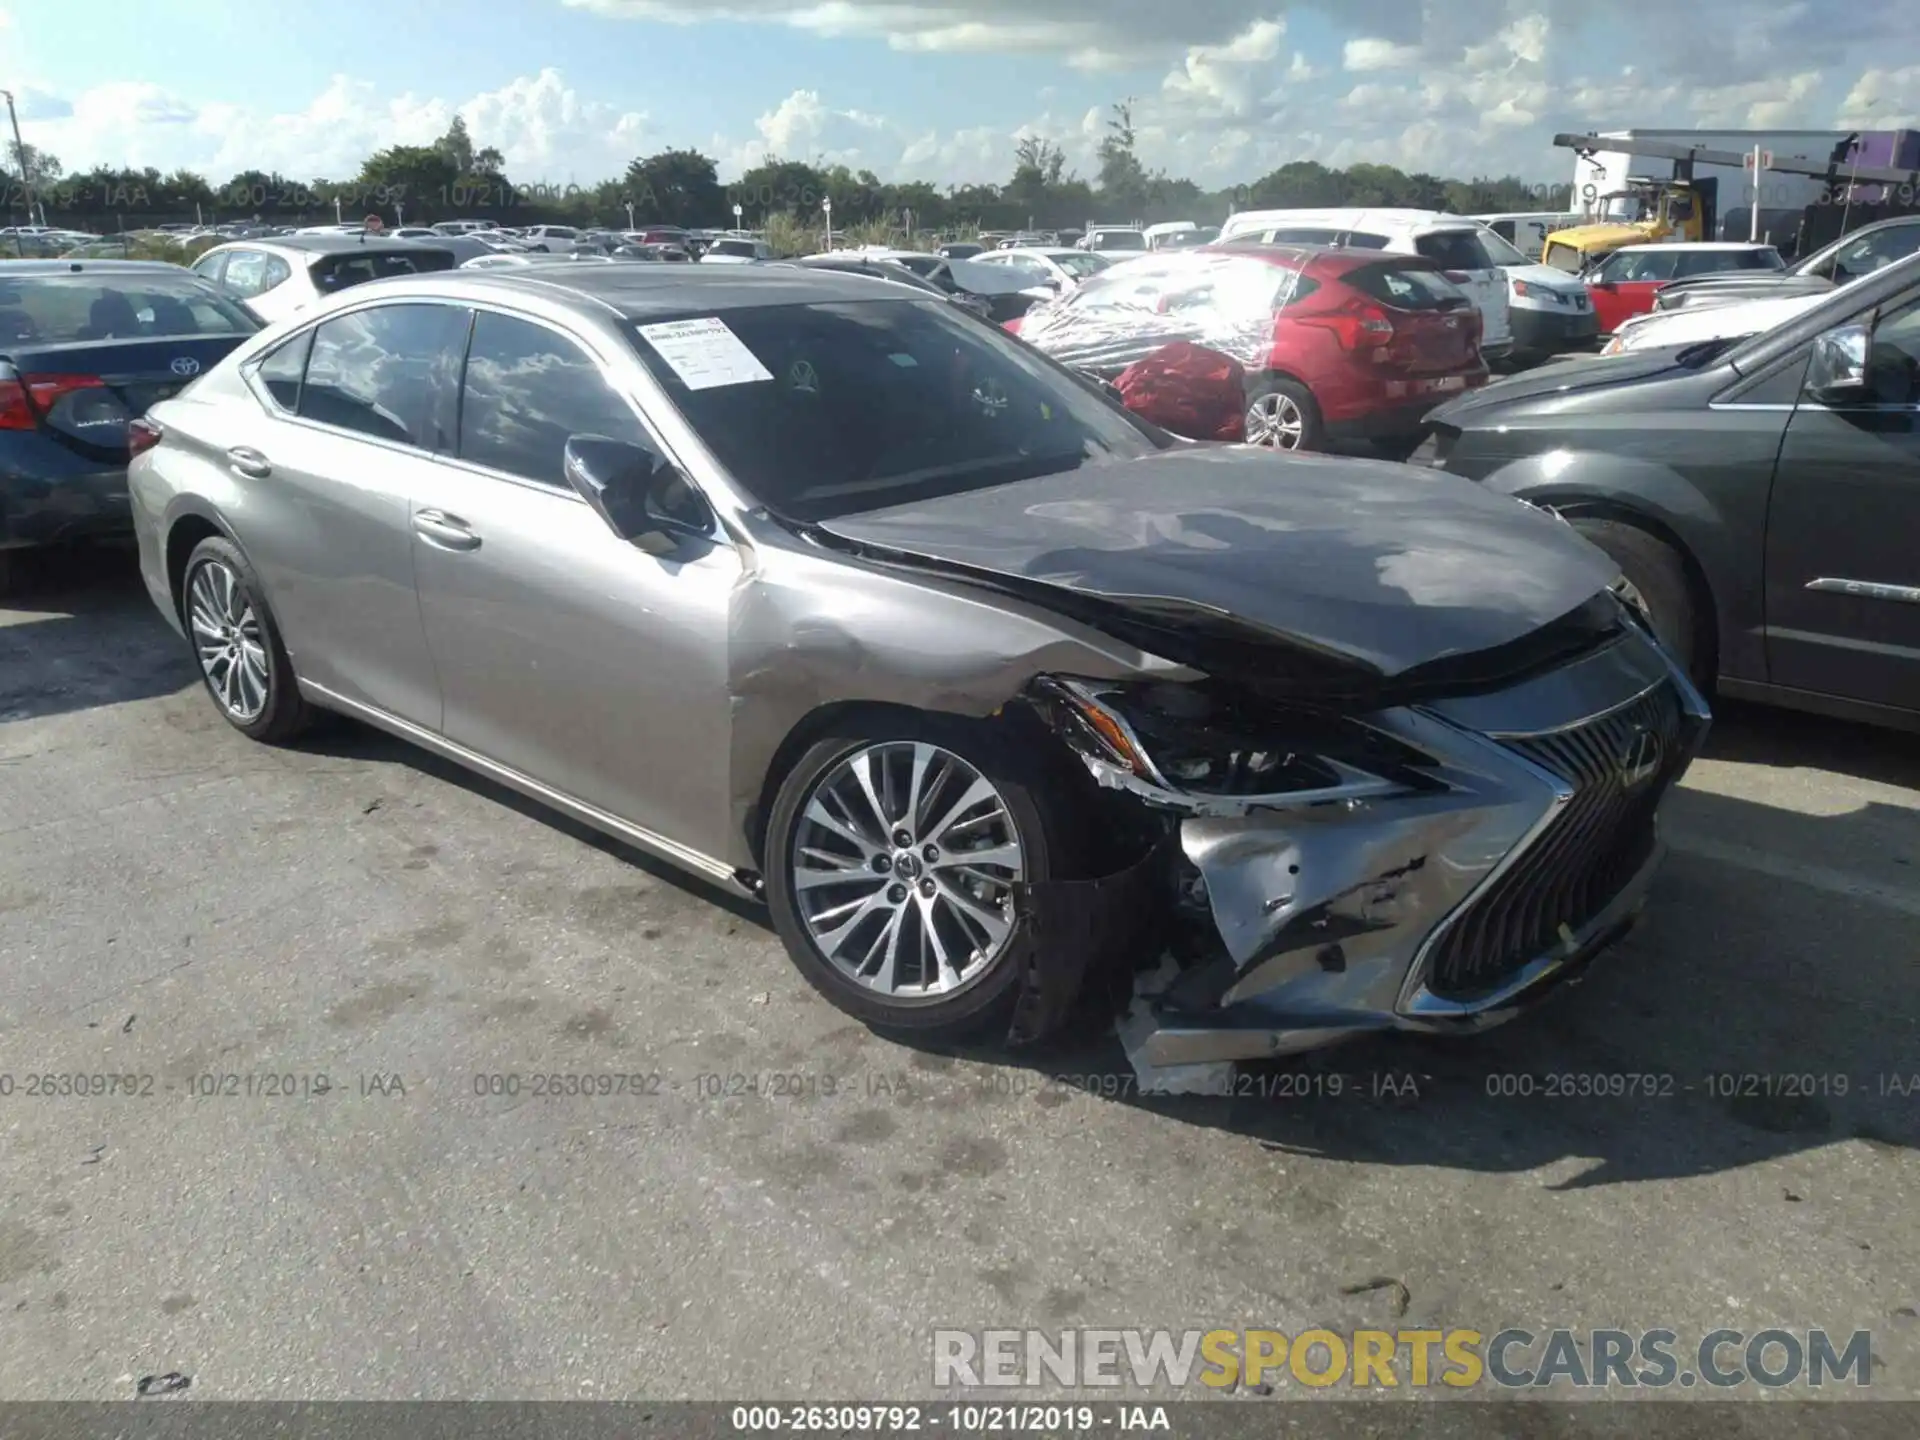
127 264 1708 1063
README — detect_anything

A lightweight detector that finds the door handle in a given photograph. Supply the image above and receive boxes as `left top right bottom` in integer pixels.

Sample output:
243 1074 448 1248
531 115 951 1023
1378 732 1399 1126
227 446 272 479
412 509 482 551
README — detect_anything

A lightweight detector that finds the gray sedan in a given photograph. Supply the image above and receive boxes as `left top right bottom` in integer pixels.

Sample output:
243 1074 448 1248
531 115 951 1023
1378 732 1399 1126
126 265 1708 1063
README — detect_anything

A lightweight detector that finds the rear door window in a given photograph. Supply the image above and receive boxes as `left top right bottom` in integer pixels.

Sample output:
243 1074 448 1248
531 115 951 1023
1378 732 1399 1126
299 302 469 450
1346 263 1469 310
1414 230 1496 273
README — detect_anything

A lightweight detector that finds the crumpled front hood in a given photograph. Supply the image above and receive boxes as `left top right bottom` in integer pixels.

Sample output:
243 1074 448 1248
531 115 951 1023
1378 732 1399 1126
816 446 1619 678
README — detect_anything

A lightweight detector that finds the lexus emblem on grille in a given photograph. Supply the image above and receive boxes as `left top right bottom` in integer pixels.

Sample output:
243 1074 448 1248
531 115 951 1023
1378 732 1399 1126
1618 727 1662 788
170 357 200 377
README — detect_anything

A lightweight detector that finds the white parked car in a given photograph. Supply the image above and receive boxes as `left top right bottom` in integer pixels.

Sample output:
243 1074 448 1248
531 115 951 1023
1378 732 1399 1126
1218 207 1514 359
965 246 1113 293
700 237 774 264
1080 227 1151 260
1472 223 1601 361
189 234 460 322
518 225 582 253
1600 291 1830 355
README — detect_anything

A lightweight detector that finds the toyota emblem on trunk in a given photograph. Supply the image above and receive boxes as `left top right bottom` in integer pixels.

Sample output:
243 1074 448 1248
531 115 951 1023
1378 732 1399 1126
170 357 200 376
1618 727 1662 788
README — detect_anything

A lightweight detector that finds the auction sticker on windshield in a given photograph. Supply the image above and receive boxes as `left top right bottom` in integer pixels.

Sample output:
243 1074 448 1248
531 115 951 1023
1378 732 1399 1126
637 317 774 390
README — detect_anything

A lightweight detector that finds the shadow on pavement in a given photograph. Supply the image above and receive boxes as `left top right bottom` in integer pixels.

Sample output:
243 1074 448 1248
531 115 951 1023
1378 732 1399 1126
0 543 195 724
1702 698 1920 791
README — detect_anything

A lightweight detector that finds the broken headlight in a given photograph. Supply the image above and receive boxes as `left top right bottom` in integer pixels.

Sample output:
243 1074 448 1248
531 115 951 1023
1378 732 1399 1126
1032 678 1436 800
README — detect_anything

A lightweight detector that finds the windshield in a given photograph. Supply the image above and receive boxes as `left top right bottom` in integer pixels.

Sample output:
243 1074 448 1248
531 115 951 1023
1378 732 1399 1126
1813 224 1920 281
1600 192 1649 223
1475 227 1533 268
709 241 757 257
0 272 259 343
1053 252 1111 278
627 298 1168 522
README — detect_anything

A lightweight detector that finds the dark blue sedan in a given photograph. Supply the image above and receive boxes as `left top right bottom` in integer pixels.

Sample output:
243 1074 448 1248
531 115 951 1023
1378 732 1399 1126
1 260 261 592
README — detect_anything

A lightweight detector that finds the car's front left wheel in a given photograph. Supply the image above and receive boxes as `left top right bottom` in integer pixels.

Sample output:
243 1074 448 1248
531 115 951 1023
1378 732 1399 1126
763 715 1088 1044
181 535 315 744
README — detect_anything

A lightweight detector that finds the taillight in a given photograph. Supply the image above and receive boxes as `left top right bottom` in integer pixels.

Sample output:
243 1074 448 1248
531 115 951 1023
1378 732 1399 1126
0 373 106 431
1296 300 1395 351
129 418 164 457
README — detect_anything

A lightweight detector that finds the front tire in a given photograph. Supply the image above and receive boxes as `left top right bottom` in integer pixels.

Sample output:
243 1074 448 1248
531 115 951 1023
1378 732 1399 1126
1571 518 1706 684
763 714 1085 1044
181 535 315 743
1243 376 1324 452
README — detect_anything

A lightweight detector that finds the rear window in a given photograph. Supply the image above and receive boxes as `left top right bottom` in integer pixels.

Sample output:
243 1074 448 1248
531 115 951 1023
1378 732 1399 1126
1413 230 1494 271
1345 263 1468 311
708 240 757 258
310 248 456 294
1093 231 1147 251
0 272 259 345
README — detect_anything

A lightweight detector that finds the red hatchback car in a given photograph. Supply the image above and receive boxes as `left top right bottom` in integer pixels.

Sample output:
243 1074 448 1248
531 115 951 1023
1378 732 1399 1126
1009 244 1488 453
1584 242 1784 335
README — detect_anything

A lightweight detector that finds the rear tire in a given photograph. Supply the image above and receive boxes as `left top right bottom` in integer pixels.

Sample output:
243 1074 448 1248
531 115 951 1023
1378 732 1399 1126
1243 376 1324 452
1571 518 1707 684
180 535 315 744
763 712 1090 1045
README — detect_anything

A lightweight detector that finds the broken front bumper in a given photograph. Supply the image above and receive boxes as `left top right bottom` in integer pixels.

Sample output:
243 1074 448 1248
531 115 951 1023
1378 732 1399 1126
1104 625 1711 1067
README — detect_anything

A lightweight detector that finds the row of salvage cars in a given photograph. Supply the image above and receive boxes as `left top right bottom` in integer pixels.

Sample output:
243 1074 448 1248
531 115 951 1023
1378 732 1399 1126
2 230 1915 1077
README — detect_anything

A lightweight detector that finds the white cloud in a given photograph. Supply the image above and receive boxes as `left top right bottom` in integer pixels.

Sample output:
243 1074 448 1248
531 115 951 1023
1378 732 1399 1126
1836 64 1920 129
1162 18 1287 119
1343 37 1422 72
20 70 646 185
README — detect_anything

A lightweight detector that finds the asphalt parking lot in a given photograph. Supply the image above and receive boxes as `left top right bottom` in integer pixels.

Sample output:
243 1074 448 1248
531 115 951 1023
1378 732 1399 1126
1 546 1917 1403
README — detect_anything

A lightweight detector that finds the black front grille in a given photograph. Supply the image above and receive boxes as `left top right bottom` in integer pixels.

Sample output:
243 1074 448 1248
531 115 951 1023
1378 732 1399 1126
1424 680 1687 999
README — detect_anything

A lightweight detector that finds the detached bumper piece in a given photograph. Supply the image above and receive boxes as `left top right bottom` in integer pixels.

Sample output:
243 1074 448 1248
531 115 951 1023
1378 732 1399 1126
1049 621 1710 1067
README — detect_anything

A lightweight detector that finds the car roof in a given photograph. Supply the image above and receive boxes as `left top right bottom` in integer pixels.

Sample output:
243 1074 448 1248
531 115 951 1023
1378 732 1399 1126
0 258 197 277
1223 208 1484 233
1194 242 1433 274
1608 241 1777 252
211 234 456 257
394 263 923 317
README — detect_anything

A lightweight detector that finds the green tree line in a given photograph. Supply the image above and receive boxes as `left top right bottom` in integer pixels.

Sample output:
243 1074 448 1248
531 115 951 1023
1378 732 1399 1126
5 109 1571 235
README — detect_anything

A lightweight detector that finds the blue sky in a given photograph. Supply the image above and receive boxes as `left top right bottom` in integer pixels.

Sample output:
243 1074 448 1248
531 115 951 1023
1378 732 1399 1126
4 0 1915 190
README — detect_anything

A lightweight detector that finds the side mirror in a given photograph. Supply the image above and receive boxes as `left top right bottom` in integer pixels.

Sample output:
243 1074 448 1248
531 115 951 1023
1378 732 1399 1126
1805 324 1871 403
562 434 714 554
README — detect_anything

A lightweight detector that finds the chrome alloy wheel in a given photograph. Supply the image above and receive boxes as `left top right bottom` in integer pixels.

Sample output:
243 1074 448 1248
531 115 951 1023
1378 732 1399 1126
187 560 270 722
790 741 1026 1000
1244 390 1305 449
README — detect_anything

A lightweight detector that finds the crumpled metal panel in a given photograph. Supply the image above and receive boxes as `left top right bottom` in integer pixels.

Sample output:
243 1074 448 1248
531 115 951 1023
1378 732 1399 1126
721 509 1200 870
815 446 1623 680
